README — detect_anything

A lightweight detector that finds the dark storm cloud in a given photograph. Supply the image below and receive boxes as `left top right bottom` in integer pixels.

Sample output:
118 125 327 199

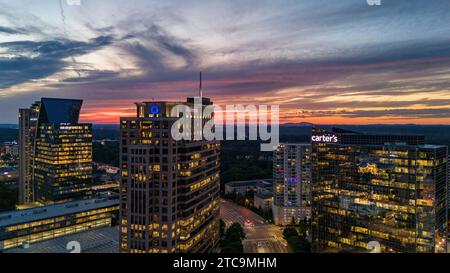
119 24 196 73
0 26 27 34
61 70 121 83
320 39 450 67
292 108 450 119
0 36 114 89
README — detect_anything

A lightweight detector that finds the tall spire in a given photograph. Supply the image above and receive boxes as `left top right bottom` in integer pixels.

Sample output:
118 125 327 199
199 71 203 98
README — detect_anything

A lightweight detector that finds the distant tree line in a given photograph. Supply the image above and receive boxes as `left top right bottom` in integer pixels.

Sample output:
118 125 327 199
0 184 17 212
0 129 17 143
93 141 120 167
220 140 272 189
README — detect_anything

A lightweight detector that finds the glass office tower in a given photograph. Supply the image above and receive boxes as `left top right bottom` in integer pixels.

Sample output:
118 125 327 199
119 97 220 253
312 127 448 253
273 143 311 226
19 98 93 205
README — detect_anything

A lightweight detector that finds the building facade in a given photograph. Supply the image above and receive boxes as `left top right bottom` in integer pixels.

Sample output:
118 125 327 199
19 98 93 205
0 197 119 251
312 127 448 253
1 142 19 157
119 97 220 253
224 179 272 195
448 154 450 251
272 143 312 226
19 101 40 204
254 193 273 211
33 123 93 204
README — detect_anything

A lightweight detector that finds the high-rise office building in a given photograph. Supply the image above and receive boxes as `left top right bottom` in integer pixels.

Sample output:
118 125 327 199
448 154 450 244
272 143 311 226
119 95 220 253
311 127 448 253
448 154 450 211
19 102 40 204
19 98 93 205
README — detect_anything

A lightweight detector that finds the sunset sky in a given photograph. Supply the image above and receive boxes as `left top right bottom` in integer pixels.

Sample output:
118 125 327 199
1 0 450 124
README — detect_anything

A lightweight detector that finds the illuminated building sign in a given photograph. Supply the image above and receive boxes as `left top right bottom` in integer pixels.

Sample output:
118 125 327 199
311 134 339 143
150 105 160 115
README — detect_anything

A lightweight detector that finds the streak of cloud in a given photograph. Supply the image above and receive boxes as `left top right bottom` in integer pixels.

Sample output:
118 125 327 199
0 0 450 125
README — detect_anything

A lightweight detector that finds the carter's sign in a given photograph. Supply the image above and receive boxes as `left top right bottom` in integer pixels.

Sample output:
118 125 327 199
311 134 339 143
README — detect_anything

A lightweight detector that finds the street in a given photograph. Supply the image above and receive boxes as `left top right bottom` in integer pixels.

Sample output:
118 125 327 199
220 199 289 253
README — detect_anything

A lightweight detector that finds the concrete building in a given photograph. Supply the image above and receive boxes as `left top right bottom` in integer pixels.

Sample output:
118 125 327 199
254 192 273 211
1 142 19 157
224 179 272 195
272 143 311 226
119 94 220 253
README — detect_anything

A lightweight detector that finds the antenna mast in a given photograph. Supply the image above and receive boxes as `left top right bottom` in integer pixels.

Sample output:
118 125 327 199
199 71 203 98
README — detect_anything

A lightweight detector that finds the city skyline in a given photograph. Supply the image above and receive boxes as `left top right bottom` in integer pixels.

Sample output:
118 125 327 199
1 94 449 254
1 0 450 125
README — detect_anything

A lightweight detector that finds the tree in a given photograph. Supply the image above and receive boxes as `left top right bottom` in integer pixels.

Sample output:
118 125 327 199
298 217 310 237
226 223 246 241
93 141 119 166
245 189 255 200
291 216 296 225
0 153 11 162
220 222 246 253
283 226 311 253
0 184 18 212
111 213 119 226
283 226 299 240
287 236 311 253
262 208 273 223
219 219 226 237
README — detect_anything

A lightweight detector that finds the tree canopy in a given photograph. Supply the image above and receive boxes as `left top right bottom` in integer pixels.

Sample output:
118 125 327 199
220 222 246 253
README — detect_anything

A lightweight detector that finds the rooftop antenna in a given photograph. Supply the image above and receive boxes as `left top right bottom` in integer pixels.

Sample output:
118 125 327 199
199 71 203 98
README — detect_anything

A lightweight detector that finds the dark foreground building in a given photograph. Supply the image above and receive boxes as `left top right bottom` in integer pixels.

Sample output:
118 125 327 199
312 127 448 253
119 96 220 253
0 197 119 250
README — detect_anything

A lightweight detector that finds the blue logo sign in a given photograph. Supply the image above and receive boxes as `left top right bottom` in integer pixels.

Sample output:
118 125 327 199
150 105 159 115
